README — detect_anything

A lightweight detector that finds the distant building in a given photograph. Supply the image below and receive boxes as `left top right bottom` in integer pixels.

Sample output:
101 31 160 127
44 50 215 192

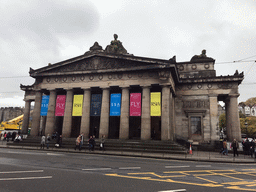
238 105 256 116
0 107 24 122
21 35 244 142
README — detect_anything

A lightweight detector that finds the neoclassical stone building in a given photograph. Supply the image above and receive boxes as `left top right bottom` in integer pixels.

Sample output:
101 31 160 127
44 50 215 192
21 35 244 142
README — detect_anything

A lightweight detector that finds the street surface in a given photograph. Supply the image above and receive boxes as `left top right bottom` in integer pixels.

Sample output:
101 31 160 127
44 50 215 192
0 148 256 192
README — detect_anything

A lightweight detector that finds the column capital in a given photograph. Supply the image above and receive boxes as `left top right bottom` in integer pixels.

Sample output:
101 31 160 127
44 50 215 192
229 94 240 98
209 94 218 97
141 85 151 89
120 86 130 89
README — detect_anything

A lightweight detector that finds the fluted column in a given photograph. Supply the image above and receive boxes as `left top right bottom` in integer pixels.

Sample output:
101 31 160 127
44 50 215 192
161 86 170 140
226 94 241 141
45 90 57 136
209 95 219 142
80 88 91 138
99 88 110 138
30 91 42 136
141 86 151 140
119 87 130 139
62 89 73 138
21 100 31 134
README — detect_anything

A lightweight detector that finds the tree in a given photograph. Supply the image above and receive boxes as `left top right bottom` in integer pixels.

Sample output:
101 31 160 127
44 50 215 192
240 117 256 138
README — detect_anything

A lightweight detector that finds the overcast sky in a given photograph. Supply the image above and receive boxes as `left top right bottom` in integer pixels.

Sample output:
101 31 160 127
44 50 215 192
1 0 256 107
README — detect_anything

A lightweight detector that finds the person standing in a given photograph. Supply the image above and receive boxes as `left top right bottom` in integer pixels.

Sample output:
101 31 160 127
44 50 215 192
41 135 46 149
231 139 239 157
250 139 255 158
88 136 93 151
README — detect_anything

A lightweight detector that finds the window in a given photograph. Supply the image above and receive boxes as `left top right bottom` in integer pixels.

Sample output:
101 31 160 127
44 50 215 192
191 116 201 135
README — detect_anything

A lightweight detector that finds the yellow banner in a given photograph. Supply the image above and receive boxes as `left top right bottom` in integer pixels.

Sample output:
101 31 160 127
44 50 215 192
72 95 83 116
150 92 161 116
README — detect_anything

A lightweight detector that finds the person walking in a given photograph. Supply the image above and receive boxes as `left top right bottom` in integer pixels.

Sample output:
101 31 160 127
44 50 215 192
79 133 84 151
88 136 93 152
41 135 46 149
75 135 81 150
100 135 105 151
46 134 51 149
231 139 239 157
222 139 228 156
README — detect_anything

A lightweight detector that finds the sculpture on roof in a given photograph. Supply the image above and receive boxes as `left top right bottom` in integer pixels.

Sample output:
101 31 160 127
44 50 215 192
105 34 128 54
190 49 214 62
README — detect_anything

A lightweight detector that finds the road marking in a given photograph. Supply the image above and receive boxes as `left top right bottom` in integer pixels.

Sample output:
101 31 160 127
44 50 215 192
0 176 52 181
196 165 211 167
165 166 190 169
158 190 186 192
0 170 44 174
82 168 112 171
47 153 63 156
119 167 141 170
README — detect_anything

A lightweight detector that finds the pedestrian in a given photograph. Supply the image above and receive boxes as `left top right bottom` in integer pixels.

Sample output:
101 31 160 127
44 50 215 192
11 132 16 141
6 132 11 142
79 133 84 151
88 136 93 151
250 139 255 158
222 139 228 156
41 135 46 149
231 139 239 157
46 134 51 149
245 139 250 156
75 135 81 150
100 135 105 151
92 135 96 151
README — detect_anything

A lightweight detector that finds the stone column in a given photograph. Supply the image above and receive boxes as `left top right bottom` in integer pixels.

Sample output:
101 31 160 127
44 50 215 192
80 88 91 138
170 92 175 141
99 88 110 138
226 94 241 141
161 85 170 140
62 89 73 138
45 90 57 136
209 95 219 142
141 86 151 140
30 91 42 136
119 87 130 139
21 100 31 134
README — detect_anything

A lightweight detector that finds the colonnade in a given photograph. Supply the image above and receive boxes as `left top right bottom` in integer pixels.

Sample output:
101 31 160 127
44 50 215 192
22 85 175 141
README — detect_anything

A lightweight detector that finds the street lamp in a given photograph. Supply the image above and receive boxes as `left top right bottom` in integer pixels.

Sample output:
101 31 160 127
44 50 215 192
244 121 248 137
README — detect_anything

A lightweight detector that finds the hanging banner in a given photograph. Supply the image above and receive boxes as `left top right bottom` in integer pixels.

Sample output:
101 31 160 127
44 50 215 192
55 95 66 116
72 95 83 116
110 93 121 116
130 93 141 116
40 95 50 116
150 92 161 116
90 94 102 116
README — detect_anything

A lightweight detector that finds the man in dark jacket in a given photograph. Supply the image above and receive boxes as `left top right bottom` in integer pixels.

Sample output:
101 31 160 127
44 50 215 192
231 139 239 157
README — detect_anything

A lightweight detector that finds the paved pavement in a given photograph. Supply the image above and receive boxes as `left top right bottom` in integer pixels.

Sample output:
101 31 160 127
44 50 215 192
0 141 255 163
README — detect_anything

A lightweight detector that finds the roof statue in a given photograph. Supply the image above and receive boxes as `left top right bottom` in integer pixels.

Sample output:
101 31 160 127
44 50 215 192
105 34 128 54
190 49 214 62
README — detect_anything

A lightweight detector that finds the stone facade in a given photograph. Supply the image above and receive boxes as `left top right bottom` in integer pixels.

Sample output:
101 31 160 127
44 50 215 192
0 107 24 122
21 35 244 143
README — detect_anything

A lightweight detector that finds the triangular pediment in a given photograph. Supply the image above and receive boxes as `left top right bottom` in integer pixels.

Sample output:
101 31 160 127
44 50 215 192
30 54 173 77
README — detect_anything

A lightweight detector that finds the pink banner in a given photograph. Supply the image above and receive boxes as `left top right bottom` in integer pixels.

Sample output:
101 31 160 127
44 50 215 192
55 95 66 116
130 93 141 116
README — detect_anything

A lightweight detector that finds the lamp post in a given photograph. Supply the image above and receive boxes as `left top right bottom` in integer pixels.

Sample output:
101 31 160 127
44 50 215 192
245 121 248 137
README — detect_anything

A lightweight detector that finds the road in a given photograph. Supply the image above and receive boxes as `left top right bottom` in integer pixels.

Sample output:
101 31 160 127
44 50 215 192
0 148 256 192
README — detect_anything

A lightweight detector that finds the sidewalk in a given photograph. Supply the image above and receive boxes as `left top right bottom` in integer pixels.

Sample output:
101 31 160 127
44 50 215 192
1 141 255 163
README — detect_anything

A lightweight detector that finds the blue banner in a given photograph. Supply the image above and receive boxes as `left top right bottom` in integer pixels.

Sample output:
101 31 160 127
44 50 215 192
110 93 121 116
90 94 102 116
40 95 50 116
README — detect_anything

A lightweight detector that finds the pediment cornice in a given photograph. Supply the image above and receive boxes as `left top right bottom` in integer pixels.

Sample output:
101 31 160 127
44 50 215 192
30 53 175 77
